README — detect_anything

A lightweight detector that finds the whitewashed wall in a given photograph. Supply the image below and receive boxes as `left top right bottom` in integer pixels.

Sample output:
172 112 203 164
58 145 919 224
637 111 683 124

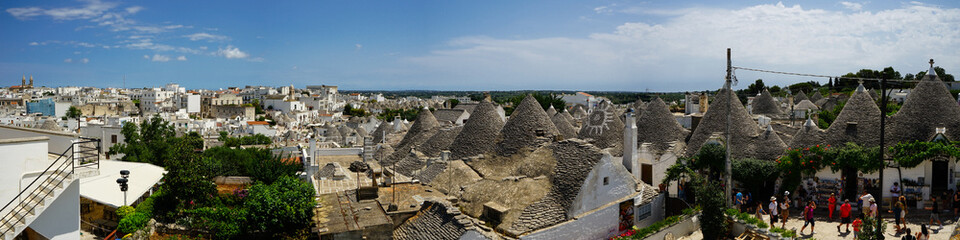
29 179 80 240
0 137 53 218
570 154 637 217
520 200 621 240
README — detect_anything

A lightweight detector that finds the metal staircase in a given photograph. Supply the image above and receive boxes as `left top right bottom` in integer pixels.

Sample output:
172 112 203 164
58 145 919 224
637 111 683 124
0 139 100 240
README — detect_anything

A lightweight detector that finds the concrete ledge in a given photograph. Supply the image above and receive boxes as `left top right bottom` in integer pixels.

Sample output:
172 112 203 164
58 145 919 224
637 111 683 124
0 136 49 144
0 124 78 137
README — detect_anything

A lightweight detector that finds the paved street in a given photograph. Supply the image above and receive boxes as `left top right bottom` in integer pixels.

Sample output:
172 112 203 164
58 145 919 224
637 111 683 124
682 211 959 239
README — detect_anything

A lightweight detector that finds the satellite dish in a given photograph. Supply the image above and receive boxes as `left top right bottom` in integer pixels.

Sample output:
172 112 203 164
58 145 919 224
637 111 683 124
664 232 675 240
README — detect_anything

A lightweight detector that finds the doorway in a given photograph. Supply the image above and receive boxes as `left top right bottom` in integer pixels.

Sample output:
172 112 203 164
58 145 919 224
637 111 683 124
932 160 949 195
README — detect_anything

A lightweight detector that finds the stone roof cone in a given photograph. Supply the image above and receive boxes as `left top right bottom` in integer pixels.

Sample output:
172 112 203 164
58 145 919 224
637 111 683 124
751 89 782 115
560 111 577 128
789 118 824 149
551 111 578 139
887 59 960 143
577 101 624 152
823 83 882 147
809 91 823 103
494 95 559 156
637 97 689 152
396 107 441 150
449 99 505 159
685 88 762 159
793 91 809 103
371 120 394 144
417 126 463 157
545 105 557 117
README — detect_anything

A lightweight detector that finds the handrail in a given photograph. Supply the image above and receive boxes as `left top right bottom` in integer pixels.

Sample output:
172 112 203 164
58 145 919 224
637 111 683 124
102 229 118 240
0 141 77 237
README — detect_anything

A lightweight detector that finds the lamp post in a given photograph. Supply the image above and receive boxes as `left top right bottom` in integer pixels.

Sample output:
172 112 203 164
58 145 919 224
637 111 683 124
117 170 130 206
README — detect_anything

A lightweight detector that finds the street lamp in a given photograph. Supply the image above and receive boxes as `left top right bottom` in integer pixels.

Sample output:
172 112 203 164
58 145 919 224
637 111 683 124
117 170 130 206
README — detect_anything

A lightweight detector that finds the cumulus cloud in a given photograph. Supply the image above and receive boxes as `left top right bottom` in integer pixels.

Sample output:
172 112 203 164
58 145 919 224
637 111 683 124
185 32 229 41
840 2 863 11
177 56 187 61
217 45 250 59
151 54 170 62
355 43 363 49
81 58 90 64
29 42 39 46
64 58 73 63
404 2 960 91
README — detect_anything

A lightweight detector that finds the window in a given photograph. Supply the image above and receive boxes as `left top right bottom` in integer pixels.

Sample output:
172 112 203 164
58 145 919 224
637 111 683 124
111 135 117 144
603 177 609 186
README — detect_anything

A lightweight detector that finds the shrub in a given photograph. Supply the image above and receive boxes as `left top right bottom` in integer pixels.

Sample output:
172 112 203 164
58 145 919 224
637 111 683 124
118 212 150 234
756 221 768 229
736 212 750 220
186 207 246 240
726 208 740 216
117 206 135 218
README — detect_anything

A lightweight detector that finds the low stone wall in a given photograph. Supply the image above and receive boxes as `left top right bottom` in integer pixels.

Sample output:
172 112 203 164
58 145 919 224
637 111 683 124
316 148 363 156
644 215 700 240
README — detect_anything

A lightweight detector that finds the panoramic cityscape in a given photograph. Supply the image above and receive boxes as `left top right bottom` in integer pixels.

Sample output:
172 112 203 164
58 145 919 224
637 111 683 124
2 0 960 240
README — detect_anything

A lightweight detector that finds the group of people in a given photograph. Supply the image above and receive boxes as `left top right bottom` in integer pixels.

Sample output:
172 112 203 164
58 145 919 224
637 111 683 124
740 187 937 238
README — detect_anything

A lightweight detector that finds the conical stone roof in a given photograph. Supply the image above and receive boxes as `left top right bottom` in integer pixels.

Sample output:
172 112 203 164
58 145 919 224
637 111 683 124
751 89 782 115
495 95 560 156
551 111 578 139
637 98 689 152
751 125 788 160
823 86 881 147
571 105 588 119
324 125 342 140
371 121 393 144
577 101 624 151
355 126 369 138
396 108 440 150
887 73 960 143
417 126 463 157
685 88 762 158
789 119 825 149
809 91 823 102
39 120 60 131
794 91 809 103
449 100 505 159
545 105 558 117
561 111 577 128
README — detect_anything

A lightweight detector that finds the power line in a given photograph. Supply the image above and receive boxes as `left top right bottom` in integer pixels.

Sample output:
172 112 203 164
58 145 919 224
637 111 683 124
732 66 924 83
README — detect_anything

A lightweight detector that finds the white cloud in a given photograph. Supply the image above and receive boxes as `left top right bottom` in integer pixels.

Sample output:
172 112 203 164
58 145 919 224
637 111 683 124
125 6 144 14
143 55 149 59
81 58 89 64
404 3 960 91
185 32 229 42
355 43 363 49
177 56 187 61
198 46 208 50
840 1 864 11
151 54 170 62
74 51 82 55
7 0 117 20
64 58 73 63
29 42 39 46
217 45 250 59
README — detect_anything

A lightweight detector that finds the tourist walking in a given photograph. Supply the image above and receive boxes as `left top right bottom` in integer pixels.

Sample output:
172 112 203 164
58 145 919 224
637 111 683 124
755 201 766 221
930 196 943 227
891 182 901 204
768 197 779 227
781 191 791 228
800 201 817 234
953 191 960 220
838 199 852 232
868 198 878 218
894 198 904 233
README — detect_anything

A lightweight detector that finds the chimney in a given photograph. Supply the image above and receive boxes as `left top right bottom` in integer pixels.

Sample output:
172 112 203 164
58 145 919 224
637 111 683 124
393 116 403 132
441 150 451 161
623 108 638 174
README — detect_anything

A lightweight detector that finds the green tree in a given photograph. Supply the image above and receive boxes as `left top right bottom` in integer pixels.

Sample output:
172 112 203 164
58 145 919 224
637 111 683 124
446 99 460 108
787 81 821 95
66 106 82 132
251 99 265 114
745 79 765 95
243 176 315 236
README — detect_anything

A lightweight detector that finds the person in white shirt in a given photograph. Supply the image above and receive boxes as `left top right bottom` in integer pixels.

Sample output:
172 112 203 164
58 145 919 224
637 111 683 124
869 199 879 218
769 197 779 227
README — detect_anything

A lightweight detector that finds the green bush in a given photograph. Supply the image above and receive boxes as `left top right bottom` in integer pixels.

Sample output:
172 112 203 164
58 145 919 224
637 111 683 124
186 207 246 240
118 212 150 234
756 221 768 229
736 212 750 220
135 193 156 216
117 206 135 218
243 176 316 234
725 208 740 216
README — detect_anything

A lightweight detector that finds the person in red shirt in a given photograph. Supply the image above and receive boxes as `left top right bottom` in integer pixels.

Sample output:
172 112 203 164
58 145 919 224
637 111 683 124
837 199 853 232
828 193 837 219
852 213 864 239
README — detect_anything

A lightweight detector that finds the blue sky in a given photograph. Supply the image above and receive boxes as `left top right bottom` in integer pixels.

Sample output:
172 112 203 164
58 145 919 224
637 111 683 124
2 0 959 91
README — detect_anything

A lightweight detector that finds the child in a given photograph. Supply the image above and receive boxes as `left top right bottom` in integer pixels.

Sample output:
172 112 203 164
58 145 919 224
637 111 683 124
852 213 864 239
828 193 837 219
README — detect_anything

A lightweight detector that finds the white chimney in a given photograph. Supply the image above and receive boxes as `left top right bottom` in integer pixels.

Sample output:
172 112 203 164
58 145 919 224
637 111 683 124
623 108 638 174
393 116 403 132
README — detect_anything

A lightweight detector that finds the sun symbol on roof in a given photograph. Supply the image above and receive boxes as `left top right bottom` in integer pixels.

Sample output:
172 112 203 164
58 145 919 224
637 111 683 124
583 102 613 135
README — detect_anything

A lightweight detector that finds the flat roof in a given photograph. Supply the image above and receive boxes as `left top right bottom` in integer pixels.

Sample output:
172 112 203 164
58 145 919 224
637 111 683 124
79 160 166 208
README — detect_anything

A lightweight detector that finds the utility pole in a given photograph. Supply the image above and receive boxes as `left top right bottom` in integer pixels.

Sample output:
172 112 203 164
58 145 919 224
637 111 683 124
725 48 733 207
876 75 887 238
